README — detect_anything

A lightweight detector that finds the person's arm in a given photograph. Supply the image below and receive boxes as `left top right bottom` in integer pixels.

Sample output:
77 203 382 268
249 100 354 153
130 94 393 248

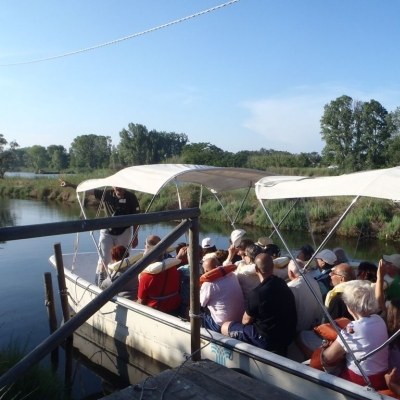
200 283 211 307
223 244 238 266
385 368 400 396
242 311 254 325
376 259 387 314
321 339 346 366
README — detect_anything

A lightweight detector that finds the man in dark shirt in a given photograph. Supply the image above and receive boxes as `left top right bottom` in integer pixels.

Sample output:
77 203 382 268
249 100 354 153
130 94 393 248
60 181 140 284
221 253 297 356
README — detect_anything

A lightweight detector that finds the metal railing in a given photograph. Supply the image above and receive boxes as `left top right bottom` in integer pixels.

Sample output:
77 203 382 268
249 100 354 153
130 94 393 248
0 208 201 388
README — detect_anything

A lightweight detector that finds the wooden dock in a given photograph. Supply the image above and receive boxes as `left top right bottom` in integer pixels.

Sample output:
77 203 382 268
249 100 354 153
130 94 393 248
101 359 302 400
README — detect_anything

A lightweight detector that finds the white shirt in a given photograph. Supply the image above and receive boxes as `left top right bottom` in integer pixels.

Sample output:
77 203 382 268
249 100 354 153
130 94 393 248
337 314 388 375
200 272 244 325
288 275 324 332
234 262 260 300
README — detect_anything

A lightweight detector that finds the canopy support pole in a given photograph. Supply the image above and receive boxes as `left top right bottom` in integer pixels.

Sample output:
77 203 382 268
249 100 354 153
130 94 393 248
259 195 372 388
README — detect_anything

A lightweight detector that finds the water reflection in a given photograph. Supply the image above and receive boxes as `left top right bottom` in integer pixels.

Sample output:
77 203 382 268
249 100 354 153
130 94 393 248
0 198 17 237
67 323 167 398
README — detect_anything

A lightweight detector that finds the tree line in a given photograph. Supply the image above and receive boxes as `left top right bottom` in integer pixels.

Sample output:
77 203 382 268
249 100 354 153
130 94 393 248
1 95 399 178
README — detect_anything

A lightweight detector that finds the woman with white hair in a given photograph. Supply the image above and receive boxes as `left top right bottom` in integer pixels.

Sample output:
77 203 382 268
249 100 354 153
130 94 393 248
321 280 388 390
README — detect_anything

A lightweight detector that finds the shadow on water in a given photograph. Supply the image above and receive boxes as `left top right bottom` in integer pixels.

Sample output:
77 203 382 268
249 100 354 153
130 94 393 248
64 323 168 399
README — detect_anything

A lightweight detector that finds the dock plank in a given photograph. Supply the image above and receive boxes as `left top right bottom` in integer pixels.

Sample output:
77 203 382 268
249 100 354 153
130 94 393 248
102 359 303 399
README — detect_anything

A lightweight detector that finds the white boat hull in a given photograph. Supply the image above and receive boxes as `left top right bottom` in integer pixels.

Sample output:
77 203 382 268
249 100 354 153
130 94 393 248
51 253 392 400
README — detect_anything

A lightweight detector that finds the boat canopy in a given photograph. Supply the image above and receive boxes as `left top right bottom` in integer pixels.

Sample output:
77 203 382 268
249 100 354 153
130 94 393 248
256 166 400 202
77 164 272 195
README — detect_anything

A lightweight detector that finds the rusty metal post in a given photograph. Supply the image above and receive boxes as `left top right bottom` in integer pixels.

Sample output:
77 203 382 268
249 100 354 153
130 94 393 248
44 272 58 369
54 243 71 324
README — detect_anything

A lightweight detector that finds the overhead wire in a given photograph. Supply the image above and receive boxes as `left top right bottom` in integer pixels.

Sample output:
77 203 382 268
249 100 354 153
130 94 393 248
0 0 240 67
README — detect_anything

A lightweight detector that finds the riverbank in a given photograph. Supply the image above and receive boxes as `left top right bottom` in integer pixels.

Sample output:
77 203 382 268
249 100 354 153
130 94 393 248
1 176 400 241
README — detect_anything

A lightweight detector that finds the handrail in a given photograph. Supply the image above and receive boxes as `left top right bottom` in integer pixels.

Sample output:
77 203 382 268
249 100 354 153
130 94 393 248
0 208 200 241
0 208 201 388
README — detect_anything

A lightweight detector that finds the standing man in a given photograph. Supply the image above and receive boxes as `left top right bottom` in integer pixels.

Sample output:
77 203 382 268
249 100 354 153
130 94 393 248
221 253 297 356
60 180 140 284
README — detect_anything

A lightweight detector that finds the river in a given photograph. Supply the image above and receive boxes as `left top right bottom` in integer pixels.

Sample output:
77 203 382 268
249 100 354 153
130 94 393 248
1 197 399 399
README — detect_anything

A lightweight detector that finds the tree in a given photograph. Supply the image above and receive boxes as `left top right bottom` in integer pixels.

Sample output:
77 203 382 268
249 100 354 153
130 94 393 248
180 142 227 165
118 123 188 166
359 100 393 168
26 145 49 172
0 134 19 178
47 145 69 171
389 106 400 137
69 135 112 169
320 95 394 171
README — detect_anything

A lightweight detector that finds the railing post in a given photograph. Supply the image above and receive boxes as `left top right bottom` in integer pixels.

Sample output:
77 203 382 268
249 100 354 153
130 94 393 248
43 272 58 370
189 215 201 361
54 243 71 324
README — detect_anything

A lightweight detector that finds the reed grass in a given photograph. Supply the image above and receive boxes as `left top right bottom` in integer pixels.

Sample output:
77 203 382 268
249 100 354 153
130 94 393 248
1 174 400 241
0 341 69 400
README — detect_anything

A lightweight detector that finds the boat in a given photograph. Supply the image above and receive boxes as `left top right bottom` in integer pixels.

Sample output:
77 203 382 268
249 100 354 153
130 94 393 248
48 164 397 400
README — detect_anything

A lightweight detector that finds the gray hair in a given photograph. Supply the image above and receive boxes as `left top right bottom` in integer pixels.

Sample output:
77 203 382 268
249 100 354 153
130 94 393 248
342 280 378 316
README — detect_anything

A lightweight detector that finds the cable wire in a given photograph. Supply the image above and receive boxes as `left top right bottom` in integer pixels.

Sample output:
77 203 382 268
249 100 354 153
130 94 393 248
0 0 240 67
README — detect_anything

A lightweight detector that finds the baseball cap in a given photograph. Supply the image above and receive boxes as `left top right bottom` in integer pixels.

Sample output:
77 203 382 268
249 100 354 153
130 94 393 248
315 249 337 265
201 237 214 249
230 229 246 247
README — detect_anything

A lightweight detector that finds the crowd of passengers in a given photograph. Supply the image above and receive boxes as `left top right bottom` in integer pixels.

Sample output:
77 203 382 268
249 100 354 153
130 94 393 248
98 229 400 398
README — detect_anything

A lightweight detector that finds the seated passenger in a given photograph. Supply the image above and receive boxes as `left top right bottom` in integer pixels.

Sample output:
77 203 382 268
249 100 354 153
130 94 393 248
314 249 337 300
200 256 244 333
235 243 263 300
98 244 128 288
320 280 388 390
297 263 355 358
201 237 217 258
297 244 318 278
221 253 297 357
137 235 181 315
222 229 247 265
357 261 378 283
287 259 323 332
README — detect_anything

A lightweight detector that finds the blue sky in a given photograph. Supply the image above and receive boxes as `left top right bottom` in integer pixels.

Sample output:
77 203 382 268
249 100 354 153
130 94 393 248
1 0 399 154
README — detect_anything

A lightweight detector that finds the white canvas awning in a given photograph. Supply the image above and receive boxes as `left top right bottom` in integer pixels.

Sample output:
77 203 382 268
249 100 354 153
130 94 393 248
77 164 272 195
255 166 400 202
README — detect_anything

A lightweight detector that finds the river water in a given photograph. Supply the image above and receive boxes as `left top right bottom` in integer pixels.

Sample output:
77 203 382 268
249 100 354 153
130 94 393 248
1 197 399 398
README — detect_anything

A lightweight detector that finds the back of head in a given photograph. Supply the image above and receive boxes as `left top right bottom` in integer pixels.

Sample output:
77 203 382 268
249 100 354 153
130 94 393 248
264 243 281 258
255 253 274 275
298 244 314 261
333 247 349 264
357 261 378 283
336 263 356 282
288 259 305 278
214 249 229 265
111 245 128 262
342 280 378 316
146 235 161 247
203 256 219 272
237 238 254 251
245 243 263 261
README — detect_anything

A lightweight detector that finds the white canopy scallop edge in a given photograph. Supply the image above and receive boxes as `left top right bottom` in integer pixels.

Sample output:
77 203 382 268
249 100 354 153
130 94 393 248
255 166 400 202
77 164 272 195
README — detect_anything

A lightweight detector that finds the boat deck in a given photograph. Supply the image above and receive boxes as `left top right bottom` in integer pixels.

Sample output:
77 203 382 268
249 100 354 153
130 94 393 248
101 359 304 399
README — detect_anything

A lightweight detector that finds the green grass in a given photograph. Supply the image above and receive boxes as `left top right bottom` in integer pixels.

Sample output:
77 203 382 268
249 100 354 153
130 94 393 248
2 173 400 241
0 341 69 400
